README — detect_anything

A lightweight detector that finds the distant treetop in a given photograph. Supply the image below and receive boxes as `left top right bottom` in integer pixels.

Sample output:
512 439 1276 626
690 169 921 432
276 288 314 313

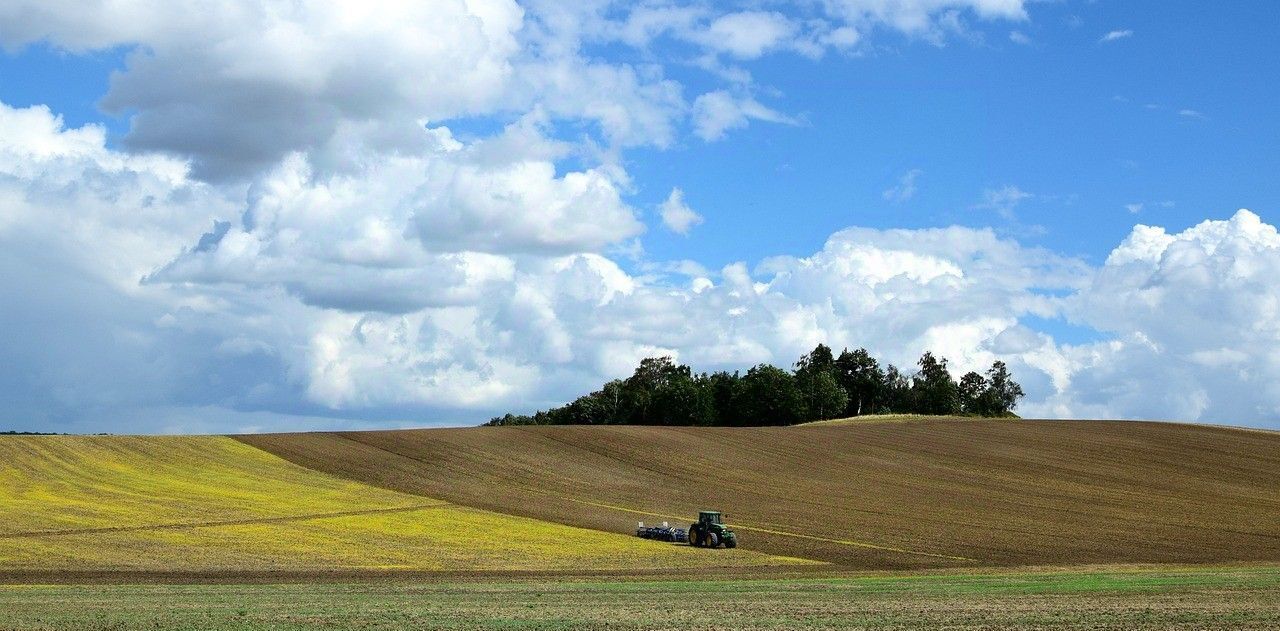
487 345 1024 427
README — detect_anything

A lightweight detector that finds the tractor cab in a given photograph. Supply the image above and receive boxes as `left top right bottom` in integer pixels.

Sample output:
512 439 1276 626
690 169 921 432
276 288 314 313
689 510 737 548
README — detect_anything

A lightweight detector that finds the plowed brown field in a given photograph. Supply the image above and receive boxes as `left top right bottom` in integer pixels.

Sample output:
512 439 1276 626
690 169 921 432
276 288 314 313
239 418 1280 570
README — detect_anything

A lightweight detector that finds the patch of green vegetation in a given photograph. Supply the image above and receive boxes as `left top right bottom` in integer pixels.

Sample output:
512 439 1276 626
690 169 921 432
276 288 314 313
2 566 1278 630
579 565 1280 596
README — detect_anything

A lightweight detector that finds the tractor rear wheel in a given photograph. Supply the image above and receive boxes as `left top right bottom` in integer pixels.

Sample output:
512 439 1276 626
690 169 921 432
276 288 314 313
708 532 720 548
689 528 700 547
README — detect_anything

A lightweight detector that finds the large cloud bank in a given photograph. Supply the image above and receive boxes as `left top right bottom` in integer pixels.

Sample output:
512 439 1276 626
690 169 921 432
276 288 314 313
1 1 1276 432
0 0 1027 178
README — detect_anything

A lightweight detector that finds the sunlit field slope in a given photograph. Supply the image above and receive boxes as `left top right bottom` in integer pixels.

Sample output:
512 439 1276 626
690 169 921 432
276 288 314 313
241 419 1280 570
0 436 811 576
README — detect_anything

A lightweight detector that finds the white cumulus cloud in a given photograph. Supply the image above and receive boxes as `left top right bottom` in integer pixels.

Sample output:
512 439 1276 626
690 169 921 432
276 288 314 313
697 11 797 59
1050 210 1280 422
6 1 1280 434
1 1 528 179
659 188 704 235
6 107 1279 431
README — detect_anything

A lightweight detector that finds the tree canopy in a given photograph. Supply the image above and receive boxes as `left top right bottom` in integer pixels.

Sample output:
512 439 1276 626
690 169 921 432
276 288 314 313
487 345 1025 427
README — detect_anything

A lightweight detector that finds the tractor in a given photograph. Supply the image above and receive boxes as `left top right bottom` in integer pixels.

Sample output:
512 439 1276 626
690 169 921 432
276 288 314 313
688 510 737 548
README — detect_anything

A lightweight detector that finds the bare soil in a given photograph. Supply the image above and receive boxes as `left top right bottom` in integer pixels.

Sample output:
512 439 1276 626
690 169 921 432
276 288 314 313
238 418 1280 570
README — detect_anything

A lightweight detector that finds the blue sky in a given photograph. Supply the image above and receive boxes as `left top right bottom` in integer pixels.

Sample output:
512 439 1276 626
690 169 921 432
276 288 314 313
628 1 1278 267
1 1 1278 432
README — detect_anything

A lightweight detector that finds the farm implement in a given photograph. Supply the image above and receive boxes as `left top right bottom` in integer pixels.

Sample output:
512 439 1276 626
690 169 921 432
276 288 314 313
635 521 689 543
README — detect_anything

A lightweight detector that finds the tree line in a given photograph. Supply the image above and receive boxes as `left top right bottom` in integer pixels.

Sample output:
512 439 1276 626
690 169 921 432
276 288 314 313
486 344 1024 427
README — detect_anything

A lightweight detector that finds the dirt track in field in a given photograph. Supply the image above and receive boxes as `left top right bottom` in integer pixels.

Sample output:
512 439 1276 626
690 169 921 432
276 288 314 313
238 419 1280 570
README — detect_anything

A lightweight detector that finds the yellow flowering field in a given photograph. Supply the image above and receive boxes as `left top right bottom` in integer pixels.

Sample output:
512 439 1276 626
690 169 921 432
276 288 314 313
0 435 815 572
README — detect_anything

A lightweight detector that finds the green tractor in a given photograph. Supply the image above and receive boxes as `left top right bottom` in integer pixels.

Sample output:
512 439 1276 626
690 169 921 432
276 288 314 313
688 510 737 548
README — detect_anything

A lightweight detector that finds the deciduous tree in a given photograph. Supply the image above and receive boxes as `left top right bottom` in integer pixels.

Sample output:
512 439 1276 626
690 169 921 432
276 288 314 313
835 347 884 416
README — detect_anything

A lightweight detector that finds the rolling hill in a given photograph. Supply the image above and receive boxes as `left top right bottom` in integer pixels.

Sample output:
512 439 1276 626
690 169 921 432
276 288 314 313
239 418 1280 570
0 435 807 578
2 418 1277 579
